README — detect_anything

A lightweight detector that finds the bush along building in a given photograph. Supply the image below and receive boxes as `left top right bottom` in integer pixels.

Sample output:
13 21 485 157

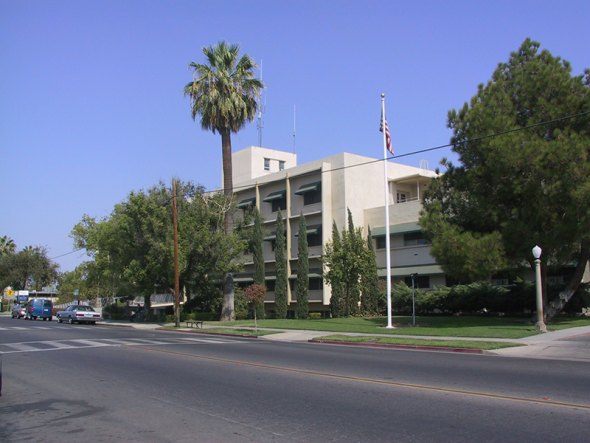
230 146 442 317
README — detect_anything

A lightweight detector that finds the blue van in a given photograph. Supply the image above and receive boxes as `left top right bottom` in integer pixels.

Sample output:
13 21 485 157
25 298 53 321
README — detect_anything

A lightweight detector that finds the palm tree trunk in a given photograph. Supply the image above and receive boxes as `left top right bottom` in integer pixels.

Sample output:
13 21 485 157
220 129 235 321
221 129 233 232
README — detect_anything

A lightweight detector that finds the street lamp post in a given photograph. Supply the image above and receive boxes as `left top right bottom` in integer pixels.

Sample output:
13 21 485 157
410 273 418 327
532 245 547 333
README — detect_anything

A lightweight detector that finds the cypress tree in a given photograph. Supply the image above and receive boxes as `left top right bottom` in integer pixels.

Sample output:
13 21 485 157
326 222 344 317
273 211 288 318
296 213 309 319
361 227 381 315
252 208 265 319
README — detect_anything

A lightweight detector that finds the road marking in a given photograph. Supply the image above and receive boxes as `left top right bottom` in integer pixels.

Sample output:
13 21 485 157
0 336 242 354
126 338 174 345
2 343 40 352
178 337 235 344
68 339 112 347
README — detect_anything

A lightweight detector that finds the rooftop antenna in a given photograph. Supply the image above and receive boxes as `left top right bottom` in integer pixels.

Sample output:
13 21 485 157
257 60 264 147
292 104 296 153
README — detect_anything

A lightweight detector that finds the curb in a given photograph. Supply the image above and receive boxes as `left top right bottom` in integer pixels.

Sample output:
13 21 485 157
309 339 484 354
102 322 260 339
161 328 260 339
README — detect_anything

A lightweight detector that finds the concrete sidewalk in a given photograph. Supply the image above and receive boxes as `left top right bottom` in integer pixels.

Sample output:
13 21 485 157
102 320 590 362
490 325 590 362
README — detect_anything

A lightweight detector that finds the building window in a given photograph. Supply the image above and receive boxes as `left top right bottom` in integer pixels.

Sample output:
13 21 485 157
303 190 321 205
403 232 428 246
404 275 430 289
262 190 286 212
309 278 322 290
279 160 285 171
236 197 256 212
266 280 276 291
296 225 322 247
290 277 323 292
375 235 391 249
264 158 270 171
271 199 286 212
294 182 321 205
397 192 407 203
307 230 322 247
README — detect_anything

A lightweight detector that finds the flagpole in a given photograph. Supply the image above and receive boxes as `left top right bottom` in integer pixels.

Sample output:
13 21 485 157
381 93 393 329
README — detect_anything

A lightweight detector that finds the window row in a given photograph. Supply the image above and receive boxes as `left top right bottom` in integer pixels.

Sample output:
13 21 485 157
375 231 429 249
237 182 322 213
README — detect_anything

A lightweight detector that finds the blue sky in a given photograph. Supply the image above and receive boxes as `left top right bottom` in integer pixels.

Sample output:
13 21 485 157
2 0 589 272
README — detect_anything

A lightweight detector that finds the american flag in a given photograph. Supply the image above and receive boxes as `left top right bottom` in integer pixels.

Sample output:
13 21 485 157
380 114 393 155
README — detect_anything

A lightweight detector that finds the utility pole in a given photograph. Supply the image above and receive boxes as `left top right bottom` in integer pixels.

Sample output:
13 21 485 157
172 179 180 328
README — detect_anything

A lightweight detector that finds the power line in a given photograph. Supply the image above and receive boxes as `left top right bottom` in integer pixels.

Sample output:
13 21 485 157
226 109 590 191
50 248 85 260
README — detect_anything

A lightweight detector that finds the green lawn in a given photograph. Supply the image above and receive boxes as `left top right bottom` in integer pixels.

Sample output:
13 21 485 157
312 335 523 350
210 315 590 339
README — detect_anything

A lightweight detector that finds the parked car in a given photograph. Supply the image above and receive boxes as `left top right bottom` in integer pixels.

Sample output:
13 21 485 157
57 305 102 325
24 298 53 321
11 303 26 319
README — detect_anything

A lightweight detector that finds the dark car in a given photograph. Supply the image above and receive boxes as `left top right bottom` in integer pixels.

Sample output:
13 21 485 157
57 305 103 325
25 298 53 321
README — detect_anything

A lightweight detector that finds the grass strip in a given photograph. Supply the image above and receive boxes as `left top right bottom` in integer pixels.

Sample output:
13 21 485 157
212 316 590 339
162 326 276 337
312 335 524 350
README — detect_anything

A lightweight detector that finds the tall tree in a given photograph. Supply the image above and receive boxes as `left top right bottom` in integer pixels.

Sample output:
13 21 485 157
72 181 244 316
295 213 309 319
360 227 381 315
184 41 263 321
0 245 58 291
324 211 370 317
420 39 590 318
325 222 344 317
0 236 16 256
273 211 288 318
251 208 265 319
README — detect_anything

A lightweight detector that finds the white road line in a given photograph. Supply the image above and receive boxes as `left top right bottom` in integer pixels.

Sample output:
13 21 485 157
125 338 174 345
2 343 40 352
99 339 132 345
177 337 235 344
69 339 112 347
48 342 77 349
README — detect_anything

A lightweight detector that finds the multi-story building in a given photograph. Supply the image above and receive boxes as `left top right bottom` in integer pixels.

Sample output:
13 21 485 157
230 146 443 315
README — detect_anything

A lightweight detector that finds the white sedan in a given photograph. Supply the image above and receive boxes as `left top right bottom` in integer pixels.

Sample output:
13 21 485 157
57 305 103 325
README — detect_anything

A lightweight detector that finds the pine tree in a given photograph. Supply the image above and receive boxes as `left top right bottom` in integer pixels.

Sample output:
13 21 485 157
273 211 288 318
296 213 309 319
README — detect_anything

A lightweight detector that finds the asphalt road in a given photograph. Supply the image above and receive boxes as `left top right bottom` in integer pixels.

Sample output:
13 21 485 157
1 316 589 442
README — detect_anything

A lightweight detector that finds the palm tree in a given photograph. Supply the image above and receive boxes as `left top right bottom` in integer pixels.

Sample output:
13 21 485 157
185 41 263 321
0 236 16 255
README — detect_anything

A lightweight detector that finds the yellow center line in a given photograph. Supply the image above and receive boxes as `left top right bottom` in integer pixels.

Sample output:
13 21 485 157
138 346 590 411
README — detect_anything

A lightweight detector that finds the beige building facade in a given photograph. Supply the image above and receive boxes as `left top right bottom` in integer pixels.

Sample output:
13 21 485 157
231 146 444 314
